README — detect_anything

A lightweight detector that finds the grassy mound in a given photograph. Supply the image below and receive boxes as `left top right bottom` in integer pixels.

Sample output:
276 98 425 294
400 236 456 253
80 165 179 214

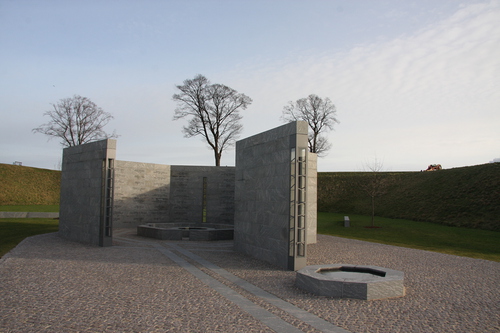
318 163 500 231
0 164 61 205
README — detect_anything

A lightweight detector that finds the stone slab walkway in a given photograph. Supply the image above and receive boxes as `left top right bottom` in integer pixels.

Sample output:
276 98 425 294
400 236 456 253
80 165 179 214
0 212 59 218
1 229 499 332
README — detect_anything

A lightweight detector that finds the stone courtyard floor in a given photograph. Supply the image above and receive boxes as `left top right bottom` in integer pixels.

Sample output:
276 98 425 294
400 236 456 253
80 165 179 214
0 229 499 333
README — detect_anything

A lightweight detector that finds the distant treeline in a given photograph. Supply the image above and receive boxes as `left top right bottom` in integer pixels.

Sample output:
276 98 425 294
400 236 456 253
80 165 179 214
318 163 500 231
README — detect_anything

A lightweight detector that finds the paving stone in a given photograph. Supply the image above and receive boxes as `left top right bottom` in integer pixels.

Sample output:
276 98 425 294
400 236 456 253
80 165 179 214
1 231 499 333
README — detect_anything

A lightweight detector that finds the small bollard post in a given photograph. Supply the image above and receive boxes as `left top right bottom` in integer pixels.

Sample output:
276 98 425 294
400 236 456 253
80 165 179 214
344 216 350 227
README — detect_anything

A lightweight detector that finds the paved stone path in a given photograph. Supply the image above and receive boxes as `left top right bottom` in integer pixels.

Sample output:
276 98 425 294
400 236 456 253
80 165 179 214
0 212 59 218
1 229 499 332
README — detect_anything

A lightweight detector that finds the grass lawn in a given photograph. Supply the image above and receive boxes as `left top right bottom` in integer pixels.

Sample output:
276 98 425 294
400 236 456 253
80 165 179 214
318 212 500 262
0 218 59 258
0 205 59 212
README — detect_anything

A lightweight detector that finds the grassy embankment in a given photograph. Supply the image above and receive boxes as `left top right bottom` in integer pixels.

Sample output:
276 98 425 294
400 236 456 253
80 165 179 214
0 164 60 257
318 163 500 231
317 163 500 261
0 163 60 206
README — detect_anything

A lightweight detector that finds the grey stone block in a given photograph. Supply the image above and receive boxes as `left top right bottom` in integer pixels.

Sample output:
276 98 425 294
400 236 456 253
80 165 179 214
296 264 405 300
137 223 234 241
137 225 183 240
59 139 116 247
112 163 235 228
26 212 59 218
0 212 28 218
234 121 315 271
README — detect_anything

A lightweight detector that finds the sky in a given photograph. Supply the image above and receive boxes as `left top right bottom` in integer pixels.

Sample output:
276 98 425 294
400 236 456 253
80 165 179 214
1 0 499 172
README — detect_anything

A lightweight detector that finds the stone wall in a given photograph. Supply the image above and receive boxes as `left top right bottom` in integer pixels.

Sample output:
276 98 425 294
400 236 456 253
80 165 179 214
58 122 316 259
234 121 315 270
113 161 171 228
59 139 116 246
169 166 235 224
307 153 317 244
112 163 235 227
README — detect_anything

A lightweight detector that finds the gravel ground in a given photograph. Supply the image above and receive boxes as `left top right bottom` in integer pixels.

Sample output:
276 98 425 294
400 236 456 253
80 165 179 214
1 230 499 333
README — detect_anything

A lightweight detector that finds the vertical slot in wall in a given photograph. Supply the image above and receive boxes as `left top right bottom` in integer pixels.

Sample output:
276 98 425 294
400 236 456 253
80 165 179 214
202 177 207 222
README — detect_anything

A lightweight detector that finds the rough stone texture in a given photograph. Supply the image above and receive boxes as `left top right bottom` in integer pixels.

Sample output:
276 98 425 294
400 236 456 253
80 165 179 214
0 233 273 333
189 228 234 241
1 231 498 333
113 161 171 227
306 153 317 244
113 163 235 227
136 224 184 240
234 121 316 271
192 234 500 333
137 223 234 241
169 166 235 225
59 139 116 246
296 264 405 300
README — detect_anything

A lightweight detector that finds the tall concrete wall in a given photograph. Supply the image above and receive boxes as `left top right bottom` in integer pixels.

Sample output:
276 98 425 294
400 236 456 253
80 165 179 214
169 166 235 224
113 161 171 228
112 163 235 227
234 121 316 270
59 139 116 246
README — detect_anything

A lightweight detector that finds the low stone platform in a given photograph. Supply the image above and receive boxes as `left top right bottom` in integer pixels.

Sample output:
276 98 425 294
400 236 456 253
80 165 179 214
137 223 234 241
296 264 405 300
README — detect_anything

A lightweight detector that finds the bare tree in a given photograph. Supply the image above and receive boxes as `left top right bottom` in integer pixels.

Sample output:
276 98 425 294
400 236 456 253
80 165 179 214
33 95 117 147
360 158 388 227
282 94 339 156
173 74 252 166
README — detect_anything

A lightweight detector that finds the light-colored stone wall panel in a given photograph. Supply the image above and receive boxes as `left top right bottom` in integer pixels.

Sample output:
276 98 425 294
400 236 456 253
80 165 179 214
307 152 318 244
169 166 235 224
113 160 171 228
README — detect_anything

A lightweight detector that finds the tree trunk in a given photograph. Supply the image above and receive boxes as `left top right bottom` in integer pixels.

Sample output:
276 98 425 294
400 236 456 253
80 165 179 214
214 150 221 166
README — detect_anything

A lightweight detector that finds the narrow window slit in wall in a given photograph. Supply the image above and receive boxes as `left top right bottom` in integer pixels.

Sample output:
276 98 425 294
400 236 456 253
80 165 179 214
105 158 114 237
100 157 114 246
202 177 207 222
